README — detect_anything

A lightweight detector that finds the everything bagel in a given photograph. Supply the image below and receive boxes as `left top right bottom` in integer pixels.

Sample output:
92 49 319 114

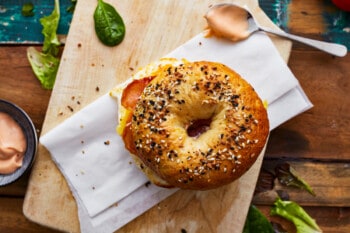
113 58 269 190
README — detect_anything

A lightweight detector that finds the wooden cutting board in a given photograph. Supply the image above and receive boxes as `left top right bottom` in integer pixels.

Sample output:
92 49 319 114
23 0 291 232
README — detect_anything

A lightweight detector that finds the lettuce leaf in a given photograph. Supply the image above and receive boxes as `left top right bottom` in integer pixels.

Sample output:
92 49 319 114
40 0 60 56
27 0 61 90
270 197 322 233
27 47 59 90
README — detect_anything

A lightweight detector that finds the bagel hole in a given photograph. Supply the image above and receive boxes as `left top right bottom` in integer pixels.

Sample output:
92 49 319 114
187 118 212 138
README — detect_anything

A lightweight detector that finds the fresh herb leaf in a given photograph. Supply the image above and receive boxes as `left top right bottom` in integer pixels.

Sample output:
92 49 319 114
27 0 61 90
22 2 35 17
271 197 322 233
94 0 125 46
40 0 61 56
27 47 59 90
243 205 274 233
275 163 315 196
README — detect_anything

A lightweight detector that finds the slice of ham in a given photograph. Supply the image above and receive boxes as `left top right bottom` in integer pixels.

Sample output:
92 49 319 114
121 76 154 110
120 76 155 154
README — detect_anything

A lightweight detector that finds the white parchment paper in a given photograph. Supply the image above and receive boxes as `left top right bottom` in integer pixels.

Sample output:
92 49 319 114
40 31 312 232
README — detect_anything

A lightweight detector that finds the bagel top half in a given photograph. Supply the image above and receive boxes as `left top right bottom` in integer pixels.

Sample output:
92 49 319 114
111 58 269 190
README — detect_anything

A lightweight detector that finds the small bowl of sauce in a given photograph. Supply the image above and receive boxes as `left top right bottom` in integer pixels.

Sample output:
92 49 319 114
0 99 37 186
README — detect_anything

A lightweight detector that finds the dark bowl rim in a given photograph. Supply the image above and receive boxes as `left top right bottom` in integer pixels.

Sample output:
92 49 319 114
0 99 38 187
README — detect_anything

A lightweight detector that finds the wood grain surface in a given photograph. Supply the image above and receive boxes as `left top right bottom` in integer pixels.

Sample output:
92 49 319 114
20 0 292 232
2 48 350 233
1 0 350 233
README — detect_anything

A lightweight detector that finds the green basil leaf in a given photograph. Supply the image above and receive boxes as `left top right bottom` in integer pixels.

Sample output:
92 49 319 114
40 0 61 56
27 47 59 90
243 205 274 233
94 0 125 46
22 2 35 17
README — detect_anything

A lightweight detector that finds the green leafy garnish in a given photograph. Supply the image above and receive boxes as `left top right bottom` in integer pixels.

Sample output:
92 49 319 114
94 0 125 46
275 163 315 196
27 0 61 90
243 205 274 233
27 47 59 89
22 2 35 17
40 0 61 56
271 197 322 233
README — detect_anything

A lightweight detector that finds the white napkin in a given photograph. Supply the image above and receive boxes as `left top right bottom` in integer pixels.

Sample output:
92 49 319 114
40 31 312 232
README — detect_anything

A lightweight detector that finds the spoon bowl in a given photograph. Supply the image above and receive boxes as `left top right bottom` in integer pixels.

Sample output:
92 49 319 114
205 3 347 57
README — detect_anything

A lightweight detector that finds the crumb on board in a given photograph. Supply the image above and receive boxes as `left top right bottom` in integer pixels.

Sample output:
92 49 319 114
104 140 110 145
67 105 74 112
96 86 100 92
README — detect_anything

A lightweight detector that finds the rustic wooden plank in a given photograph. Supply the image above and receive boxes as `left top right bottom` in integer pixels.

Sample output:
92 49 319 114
21 0 292 232
0 0 72 43
0 197 59 233
266 51 350 161
0 198 349 233
0 46 52 131
288 0 326 35
0 0 347 232
259 0 350 49
253 160 350 206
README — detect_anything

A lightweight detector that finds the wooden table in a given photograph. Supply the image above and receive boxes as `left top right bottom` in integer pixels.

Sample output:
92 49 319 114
0 1 349 232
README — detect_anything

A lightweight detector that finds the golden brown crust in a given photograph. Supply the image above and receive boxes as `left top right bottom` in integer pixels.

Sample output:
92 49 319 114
130 60 269 190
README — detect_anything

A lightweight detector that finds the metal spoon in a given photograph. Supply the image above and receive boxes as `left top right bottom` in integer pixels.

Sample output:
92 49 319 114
206 3 347 57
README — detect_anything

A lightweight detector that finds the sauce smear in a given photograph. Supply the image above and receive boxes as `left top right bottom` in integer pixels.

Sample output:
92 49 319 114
0 112 27 174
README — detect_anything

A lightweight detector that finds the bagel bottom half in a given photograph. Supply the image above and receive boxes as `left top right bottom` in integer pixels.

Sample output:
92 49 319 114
111 58 269 190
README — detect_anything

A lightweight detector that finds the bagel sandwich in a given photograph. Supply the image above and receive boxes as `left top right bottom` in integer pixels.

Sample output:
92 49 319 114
110 58 269 190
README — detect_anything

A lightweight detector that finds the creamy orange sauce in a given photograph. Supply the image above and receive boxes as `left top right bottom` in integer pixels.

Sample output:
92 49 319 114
205 4 250 42
0 112 27 174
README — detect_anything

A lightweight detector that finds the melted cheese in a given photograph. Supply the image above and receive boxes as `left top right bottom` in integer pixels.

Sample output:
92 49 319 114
110 58 188 136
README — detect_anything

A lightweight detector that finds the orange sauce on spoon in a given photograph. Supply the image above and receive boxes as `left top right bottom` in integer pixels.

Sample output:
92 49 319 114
205 4 250 42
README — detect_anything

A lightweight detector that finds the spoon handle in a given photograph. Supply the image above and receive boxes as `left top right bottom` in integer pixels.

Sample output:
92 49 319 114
260 26 347 57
